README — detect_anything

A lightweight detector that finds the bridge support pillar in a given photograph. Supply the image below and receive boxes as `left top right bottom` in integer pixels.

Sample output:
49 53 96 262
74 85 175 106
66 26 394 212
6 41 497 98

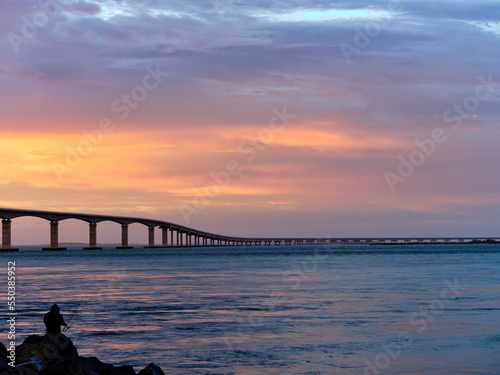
145 227 156 248
161 226 169 248
2 219 11 250
1 219 18 252
50 221 58 248
171 229 175 247
84 223 102 250
117 224 133 249
43 221 66 251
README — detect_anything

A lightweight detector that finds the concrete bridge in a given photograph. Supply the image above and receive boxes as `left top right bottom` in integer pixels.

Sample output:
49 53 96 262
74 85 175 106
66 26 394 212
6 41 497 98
0 208 498 251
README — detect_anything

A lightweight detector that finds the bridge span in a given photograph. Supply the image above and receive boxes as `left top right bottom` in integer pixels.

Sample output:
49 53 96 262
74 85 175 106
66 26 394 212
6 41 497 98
0 208 498 251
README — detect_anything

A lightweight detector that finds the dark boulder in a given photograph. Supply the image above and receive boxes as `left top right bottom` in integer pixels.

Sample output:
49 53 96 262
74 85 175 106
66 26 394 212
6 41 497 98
101 365 136 375
44 356 111 375
0 342 10 373
0 343 7 360
45 357 137 375
16 334 77 367
15 357 44 374
0 337 165 375
42 333 78 359
137 364 165 375
0 361 9 374
16 341 56 368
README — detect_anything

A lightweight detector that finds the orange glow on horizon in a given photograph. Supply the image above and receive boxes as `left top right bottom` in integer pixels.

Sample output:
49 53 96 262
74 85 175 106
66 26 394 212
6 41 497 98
0 120 445 221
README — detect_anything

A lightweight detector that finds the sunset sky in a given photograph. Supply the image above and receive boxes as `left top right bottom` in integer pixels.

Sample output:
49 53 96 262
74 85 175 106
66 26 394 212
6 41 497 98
1 0 500 244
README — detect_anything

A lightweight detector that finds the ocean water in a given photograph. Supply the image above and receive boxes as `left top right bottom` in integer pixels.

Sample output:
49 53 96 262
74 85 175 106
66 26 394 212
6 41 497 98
5 244 500 374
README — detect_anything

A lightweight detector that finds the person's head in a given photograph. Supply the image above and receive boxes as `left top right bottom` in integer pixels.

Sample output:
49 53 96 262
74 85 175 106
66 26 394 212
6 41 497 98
50 304 60 313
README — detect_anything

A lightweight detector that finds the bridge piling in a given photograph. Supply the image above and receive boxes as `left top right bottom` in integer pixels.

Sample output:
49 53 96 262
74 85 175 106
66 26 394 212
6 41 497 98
1 219 18 252
161 226 169 248
145 226 156 248
51 221 58 248
2 219 11 250
84 223 103 250
43 221 66 251
117 224 133 249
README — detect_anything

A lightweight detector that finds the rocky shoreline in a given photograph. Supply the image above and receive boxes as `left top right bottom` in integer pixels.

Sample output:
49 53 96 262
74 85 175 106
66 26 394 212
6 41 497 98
0 333 165 375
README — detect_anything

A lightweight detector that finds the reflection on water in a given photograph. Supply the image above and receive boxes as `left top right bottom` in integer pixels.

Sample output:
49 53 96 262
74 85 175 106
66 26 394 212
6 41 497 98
5 245 500 374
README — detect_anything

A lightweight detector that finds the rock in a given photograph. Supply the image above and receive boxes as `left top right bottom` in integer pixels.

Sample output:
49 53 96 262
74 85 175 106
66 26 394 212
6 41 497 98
16 357 43 374
0 361 9 374
0 361 10 374
101 365 136 374
16 342 56 368
0 334 165 375
0 343 7 360
21 335 43 346
137 364 165 375
45 357 137 375
42 333 79 359
44 356 110 375
16 333 78 367
0 344 10 373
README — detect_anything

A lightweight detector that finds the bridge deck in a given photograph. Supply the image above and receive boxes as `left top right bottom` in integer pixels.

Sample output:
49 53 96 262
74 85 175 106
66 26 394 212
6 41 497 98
0 208 498 251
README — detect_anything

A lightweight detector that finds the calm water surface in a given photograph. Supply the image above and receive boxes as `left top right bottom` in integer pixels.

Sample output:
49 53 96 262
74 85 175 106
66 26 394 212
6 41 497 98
5 245 500 374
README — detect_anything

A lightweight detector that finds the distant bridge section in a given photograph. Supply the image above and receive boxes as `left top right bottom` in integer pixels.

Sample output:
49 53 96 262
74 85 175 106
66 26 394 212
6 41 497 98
0 208 498 251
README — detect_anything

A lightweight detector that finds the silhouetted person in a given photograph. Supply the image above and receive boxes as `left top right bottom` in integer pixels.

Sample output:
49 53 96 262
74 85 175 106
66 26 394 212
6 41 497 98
44 304 68 335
